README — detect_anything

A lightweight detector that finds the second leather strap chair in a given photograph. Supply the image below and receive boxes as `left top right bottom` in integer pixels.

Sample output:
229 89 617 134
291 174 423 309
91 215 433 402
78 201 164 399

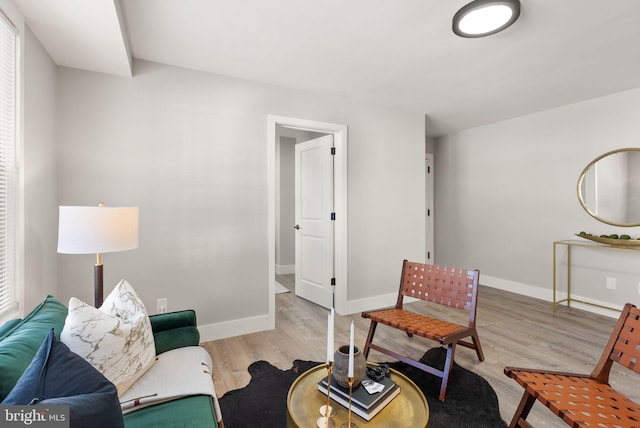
504 303 640 428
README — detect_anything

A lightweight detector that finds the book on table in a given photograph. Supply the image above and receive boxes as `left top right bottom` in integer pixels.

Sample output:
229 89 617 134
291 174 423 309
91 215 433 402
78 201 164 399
317 375 400 421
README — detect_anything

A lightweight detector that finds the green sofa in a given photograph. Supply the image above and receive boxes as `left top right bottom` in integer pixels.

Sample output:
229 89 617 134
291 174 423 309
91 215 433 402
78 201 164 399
0 295 220 428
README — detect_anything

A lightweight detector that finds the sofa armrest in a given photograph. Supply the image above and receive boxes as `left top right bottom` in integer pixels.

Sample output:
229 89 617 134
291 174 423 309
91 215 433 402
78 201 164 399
149 310 200 355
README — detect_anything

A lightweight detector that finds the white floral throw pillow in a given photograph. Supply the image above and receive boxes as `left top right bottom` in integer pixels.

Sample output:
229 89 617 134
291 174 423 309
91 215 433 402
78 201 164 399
61 279 156 396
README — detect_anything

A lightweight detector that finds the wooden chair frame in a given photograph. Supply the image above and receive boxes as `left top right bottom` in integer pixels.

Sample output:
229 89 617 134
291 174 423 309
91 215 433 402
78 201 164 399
504 303 640 428
361 259 484 401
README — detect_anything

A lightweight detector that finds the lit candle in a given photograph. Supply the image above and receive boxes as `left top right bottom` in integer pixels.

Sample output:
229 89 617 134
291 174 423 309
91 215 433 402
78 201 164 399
348 320 355 378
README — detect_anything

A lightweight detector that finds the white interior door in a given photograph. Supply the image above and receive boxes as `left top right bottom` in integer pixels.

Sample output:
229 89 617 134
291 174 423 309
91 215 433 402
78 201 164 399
295 135 334 309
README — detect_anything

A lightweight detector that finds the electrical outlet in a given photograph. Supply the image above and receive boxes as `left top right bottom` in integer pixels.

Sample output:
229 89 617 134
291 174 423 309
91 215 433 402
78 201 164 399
606 277 616 290
157 298 168 314
637 281 640 295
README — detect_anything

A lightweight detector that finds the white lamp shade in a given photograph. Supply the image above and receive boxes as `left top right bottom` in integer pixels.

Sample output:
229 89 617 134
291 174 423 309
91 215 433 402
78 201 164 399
57 206 139 254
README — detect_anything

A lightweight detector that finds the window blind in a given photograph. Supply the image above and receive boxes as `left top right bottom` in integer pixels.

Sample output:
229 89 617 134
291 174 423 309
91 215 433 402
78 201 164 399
0 10 18 319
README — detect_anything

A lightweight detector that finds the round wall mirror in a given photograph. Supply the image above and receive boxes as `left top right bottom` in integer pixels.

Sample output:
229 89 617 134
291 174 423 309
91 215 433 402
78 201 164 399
577 148 640 226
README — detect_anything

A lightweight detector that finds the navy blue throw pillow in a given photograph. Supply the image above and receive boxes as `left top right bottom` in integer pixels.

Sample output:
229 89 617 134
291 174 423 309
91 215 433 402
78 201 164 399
1 329 124 428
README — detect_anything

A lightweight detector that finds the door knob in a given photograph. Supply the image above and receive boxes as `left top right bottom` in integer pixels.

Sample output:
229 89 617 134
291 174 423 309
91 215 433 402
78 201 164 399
294 224 300 230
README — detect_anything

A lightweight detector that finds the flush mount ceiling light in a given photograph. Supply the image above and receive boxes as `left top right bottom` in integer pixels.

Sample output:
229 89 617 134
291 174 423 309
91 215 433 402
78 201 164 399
453 0 521 38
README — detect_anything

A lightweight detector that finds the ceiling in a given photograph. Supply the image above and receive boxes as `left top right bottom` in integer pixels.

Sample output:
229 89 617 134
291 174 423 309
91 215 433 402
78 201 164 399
12 0 640 137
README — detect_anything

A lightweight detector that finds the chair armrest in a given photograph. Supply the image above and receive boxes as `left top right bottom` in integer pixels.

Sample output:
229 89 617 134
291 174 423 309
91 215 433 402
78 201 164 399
149 310 200 355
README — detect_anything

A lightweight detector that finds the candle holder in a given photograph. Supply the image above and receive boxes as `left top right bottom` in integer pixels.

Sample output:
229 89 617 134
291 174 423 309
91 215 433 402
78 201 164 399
339 377 358 428
317 362 336 428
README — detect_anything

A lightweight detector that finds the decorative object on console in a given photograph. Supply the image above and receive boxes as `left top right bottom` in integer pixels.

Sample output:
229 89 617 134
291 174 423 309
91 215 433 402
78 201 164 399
57 204 139 307
575 232 640 246
61 279 155 396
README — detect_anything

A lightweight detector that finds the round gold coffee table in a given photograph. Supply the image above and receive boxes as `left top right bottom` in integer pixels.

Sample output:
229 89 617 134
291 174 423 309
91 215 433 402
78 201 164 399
286 363 429 428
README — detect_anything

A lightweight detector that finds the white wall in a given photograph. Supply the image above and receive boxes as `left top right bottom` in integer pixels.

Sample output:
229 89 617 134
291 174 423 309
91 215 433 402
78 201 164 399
435 88 640 315
22 26 59 311
276 136 295 272
55 60 425 339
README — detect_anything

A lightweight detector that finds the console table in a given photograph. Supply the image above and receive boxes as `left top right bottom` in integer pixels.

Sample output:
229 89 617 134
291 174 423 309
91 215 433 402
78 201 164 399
553 239 640 312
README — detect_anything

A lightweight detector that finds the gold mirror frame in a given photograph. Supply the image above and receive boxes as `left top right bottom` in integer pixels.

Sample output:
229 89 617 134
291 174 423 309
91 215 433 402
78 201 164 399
577 147 640 227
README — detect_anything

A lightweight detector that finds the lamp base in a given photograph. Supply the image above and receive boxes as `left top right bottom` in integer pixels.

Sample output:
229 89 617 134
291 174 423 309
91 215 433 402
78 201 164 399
94 263 103 307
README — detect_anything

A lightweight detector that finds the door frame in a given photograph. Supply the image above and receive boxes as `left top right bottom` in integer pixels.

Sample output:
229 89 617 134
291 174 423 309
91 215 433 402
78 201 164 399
425 153 434 264
268 115 348 326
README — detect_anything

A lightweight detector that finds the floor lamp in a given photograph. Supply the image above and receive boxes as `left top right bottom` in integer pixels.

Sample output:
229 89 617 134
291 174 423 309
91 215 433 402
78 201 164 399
57 204 139 307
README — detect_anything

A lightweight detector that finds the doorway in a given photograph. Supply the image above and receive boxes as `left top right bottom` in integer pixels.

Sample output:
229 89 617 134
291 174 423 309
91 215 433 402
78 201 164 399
267 116 348 326
275 129 331 302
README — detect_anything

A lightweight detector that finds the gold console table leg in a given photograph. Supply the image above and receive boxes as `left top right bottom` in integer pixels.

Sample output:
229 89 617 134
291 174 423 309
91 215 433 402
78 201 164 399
553 242 557 312
553 241 572 312
567 244 571 308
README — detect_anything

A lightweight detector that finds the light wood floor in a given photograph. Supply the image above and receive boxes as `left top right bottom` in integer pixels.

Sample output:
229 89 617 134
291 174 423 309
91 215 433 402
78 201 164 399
202 275 639 427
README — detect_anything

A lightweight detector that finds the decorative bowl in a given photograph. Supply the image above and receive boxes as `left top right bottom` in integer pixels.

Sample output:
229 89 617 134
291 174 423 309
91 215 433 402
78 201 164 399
575 233 640 247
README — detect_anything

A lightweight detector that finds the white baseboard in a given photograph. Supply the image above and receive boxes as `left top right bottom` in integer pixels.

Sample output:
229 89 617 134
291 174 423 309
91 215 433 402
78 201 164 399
480 274 620 318
198 313 274 343
276 264 295 275
480 274 551 301
199 274 623 343
342 292 398 315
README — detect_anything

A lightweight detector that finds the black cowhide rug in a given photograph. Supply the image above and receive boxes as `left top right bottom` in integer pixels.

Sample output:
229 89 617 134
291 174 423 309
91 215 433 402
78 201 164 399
219 347 507 427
